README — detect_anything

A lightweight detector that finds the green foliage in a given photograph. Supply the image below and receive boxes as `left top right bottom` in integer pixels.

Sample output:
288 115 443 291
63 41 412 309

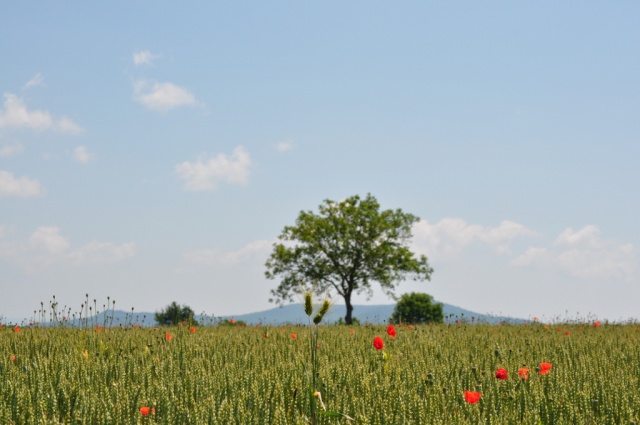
335 317 360 325
154 301 198 326
266 194 433 324
391 292 444 324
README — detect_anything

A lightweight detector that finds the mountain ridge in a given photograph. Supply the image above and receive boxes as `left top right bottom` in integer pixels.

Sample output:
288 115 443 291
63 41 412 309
215 303 525 325
2 302 526 326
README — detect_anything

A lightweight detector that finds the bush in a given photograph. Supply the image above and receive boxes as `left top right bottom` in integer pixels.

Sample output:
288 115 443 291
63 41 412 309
391 292 443 324
155 301 198 326
335 317 360 325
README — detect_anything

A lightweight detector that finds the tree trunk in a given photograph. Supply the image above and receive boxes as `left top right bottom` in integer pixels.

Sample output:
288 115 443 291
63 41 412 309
344 293 354 325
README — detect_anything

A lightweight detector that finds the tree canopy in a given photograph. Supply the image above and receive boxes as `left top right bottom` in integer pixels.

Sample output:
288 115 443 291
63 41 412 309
265 194 433 324
155 301 198 326
390 292 443 324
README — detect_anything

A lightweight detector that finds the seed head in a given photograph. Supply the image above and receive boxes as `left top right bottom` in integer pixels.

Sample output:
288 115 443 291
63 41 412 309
313 299 331 324
304 293 313 317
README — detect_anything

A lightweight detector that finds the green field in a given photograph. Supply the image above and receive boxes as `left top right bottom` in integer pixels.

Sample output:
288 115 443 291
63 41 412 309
1 321 639 424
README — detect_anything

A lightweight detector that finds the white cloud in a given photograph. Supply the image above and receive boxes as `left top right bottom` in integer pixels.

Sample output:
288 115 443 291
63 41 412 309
0 226 135 267
0 93 83 134
183 240 272 266
0 170 44 198
23 73 44 90
175 146 251 191
412 218 538 261
133 50 159 66
0 144 24 158
73 146 95 163
512 225 636 281
511 247 549 267
133 80 199 112
276 141 294 152
28 226 70 254
56 117 84 134
554 225 600 248
0 93 52 130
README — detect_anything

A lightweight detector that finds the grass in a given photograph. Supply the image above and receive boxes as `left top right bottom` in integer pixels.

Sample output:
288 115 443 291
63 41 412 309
1 320 639 424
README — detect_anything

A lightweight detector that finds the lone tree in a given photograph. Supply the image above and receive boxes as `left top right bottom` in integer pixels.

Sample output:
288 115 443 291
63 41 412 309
390 292 443 324
155 301 198 326
265 194 433 324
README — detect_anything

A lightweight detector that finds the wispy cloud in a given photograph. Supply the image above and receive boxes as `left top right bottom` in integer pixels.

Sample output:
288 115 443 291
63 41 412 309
0 93 83 134
0 144 24 158
73 146 95 163
512 225 636 281
133 80 199 112
0 226 136 268
57 117 84 134
175 146 251 191
23 73 44 90
0 170 44 198
276 141 294 152
412 218 538 261
183 240 273 267
28 226 70 254
68 241 136 266
133 50 159 66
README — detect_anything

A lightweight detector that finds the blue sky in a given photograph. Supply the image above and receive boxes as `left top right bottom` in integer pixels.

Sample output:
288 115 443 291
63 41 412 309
1 2 639 323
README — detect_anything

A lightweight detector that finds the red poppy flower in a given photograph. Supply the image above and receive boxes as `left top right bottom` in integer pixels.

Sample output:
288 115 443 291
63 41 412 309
11 355 16 361
407 324 414 330
189 327 196 333
495 368 508 380
594 321 601 328
373 336 384 350
386 325 396 338
539 362 552 375
564 331 571 336
464 391 481 404
165 333 172 341
13 326 20 333
291 333 297 339
140 406 150 416
230 318 235 324
349 329 355 333
518 368 529 380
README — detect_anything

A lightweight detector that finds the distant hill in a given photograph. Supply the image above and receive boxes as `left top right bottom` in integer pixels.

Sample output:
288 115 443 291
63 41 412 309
212 303 525 326
4 302 526 327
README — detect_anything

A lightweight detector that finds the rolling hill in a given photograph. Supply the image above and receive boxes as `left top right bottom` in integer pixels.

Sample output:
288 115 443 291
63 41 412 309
4 301 526 326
